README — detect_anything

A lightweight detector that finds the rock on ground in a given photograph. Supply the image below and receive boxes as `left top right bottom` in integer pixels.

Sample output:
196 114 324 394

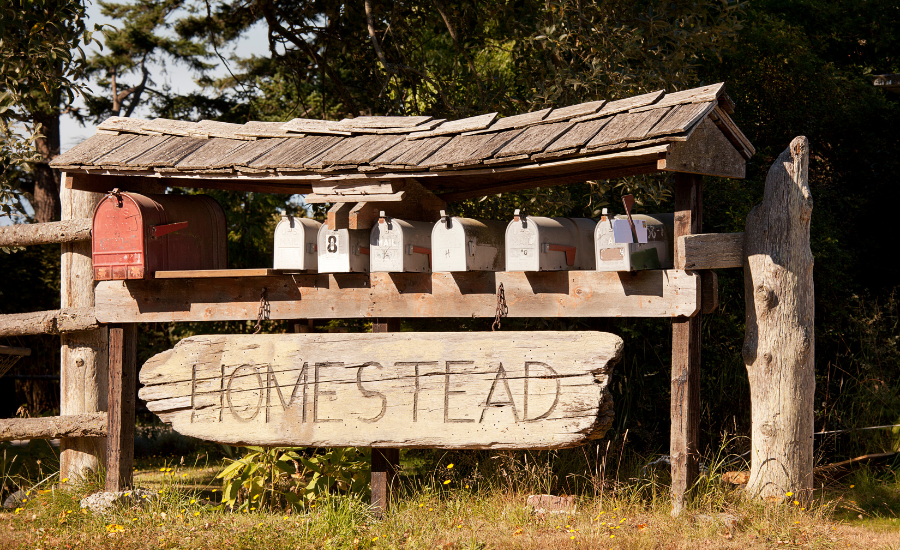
80 488 157 514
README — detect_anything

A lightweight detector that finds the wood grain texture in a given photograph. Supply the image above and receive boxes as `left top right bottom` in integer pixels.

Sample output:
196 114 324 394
0 307 97 337
97 117 152 135
743 137 814 502
645 102 716 139
95 270 699 322
453 129 525 166
464 109 551 135
677 233 744 270
125 136 208 168
174 139 251 170
238 121 311 138
106 325 136 491
542 119 611 154
93 135 172 167
493 122 574 158
141 118 200 136
0 414 107 442
338 115 433 128
661 117 746 179
60 173 108 480
50 134 140 168
417 134 494 168
670 172 702 516
191 120 250 140
138 331 622 449
371 319 400 514
249 136 343 170
155 269 277 279
407 113 498 139
709 107 756 158
571 90 665 122
630 83 725 113
0 219 91 247
540 101 606 124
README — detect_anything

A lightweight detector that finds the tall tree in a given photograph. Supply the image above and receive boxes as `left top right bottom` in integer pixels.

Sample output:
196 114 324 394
0 0 101 222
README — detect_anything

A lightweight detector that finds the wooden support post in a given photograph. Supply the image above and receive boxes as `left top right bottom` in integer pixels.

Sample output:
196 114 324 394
743 137 814 502
370 318 401 515
60 173 108 479
106 325 137 491
671 173 703 515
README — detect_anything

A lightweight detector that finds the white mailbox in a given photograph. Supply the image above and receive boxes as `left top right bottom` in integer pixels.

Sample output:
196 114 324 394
594 211 674 272
431 211 506 272
370 213 433 273
317 225 370 273
505 210 596 271
273 216 321 271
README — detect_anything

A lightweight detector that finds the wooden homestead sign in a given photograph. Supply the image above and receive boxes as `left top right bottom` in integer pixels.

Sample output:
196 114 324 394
139 331 623 449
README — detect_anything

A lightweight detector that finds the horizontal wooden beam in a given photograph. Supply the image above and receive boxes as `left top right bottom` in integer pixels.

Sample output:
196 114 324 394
0 308 98 337
678 232 744 270
0 414 107 442
0 219 91 247
95 270 699 322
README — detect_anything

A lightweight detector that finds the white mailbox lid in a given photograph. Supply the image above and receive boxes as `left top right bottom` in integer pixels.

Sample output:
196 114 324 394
317 226 370 273
505 214 596 271
432 216 506 272
273 217 321 271
370 217 433 273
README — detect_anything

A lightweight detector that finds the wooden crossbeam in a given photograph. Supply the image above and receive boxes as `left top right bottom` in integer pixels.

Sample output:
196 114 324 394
0 414 107 442
94 270 700 323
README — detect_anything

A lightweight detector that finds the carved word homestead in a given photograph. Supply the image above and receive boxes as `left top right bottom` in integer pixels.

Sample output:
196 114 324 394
140 332 623 449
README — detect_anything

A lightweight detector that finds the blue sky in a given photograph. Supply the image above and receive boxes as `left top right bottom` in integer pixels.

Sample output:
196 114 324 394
60 0 270 152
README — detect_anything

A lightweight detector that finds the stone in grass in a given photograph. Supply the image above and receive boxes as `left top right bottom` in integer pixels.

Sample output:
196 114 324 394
3 489 28 509
526 494 577 515
80 488 157 514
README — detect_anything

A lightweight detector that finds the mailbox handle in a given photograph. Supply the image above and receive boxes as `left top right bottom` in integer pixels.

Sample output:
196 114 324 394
151 221 189 238
548 244 576 266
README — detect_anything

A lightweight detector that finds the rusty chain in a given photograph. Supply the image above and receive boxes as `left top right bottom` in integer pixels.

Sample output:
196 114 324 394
491 283 508 331
253 288 270 334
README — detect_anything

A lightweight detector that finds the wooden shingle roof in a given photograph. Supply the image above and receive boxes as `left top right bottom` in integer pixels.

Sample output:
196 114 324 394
53 82 754 201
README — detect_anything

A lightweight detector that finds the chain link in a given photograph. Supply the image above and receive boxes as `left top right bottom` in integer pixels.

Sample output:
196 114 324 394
491 283 508 331
253 288 270 334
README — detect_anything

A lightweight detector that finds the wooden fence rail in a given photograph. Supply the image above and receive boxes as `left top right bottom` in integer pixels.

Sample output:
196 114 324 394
0 308 98 337
0 414 107 442
0 219 92 248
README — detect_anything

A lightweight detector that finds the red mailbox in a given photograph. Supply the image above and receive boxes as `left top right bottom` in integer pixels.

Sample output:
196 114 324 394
92 191 227 280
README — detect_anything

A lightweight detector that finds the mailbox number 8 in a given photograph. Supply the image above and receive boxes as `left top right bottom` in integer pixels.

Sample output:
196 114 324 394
326 235 338 253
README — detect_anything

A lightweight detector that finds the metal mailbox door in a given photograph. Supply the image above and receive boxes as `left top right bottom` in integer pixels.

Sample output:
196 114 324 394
432 214 506 272
505 211 596 271
317 226 370 273
274 216 321 271
370 216 433 273
594 213 674 271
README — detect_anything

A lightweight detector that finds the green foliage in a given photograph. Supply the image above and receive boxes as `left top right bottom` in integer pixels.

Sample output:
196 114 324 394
0 0 104 215
216 446 370 512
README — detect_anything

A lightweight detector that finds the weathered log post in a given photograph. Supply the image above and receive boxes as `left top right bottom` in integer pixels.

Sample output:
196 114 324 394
60 173 108 479
743 136 814 501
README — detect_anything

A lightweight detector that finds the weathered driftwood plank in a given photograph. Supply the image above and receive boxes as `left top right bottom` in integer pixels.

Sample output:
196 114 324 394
0 414 108 442
630 83 725 113
743 136 814 502
94 270 700 323
0 219 92 247
677 233 745 270
494 122 575 158
0 307 98 337
138 331 623 449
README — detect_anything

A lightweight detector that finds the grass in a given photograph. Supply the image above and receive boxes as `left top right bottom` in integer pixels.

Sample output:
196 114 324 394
1 439 899 549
